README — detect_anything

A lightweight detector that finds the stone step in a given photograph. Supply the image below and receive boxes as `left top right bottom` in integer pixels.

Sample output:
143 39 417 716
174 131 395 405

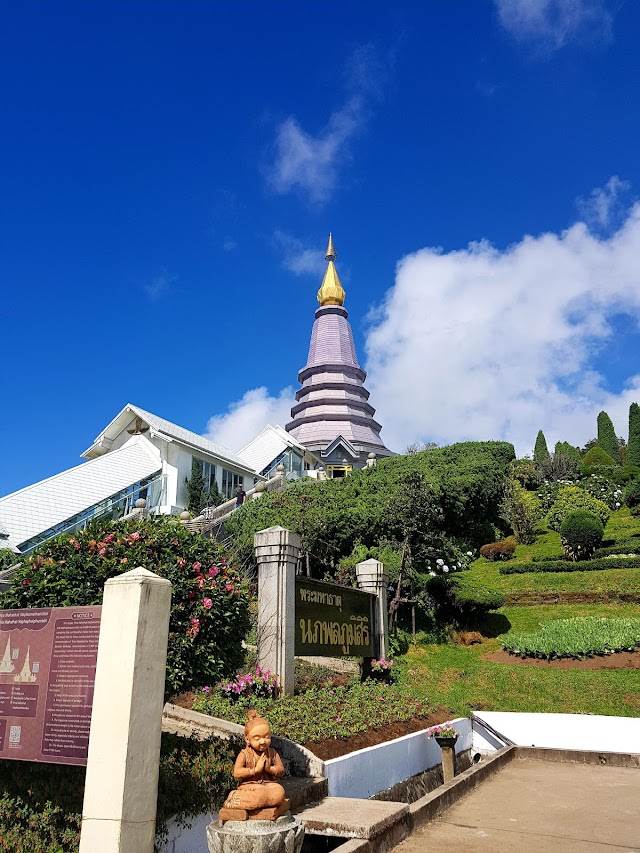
294 797 410 841
283 776 328 811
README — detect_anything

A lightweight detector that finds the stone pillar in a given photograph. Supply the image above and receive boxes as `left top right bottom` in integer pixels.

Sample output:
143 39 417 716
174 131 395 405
79 567 172 853
255 526 300 695
356 558 389 658
440 743 456 783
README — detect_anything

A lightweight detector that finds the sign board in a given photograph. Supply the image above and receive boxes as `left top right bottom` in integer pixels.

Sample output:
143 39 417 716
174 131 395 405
295 577 375 657
0 606 101 766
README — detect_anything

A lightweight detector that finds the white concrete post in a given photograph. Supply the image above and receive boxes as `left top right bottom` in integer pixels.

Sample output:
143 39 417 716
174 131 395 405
255 526 300 695
356 558 389 658
79 567 172 853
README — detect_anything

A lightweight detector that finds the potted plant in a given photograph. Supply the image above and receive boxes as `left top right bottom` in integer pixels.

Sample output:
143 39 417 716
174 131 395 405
429 723 458 747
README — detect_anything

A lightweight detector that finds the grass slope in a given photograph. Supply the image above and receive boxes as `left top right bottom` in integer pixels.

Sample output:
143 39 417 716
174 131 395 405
465 508 640 596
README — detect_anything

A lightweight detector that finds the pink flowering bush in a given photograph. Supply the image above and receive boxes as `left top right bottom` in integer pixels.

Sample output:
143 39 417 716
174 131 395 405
367 656 396 684
215 665 279 703
2 518 250 698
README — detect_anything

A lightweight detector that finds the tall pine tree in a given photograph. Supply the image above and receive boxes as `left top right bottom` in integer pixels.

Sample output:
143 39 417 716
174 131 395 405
597 411 620 463
533 430 550 466
185 457 207 515
627 402 640 467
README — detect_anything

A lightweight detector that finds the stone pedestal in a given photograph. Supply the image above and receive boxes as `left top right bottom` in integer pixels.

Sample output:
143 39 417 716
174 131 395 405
356 558 389 658
436 739 457 783
207 813 304 853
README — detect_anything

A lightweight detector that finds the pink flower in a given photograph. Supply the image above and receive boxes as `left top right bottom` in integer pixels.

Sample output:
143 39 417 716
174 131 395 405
202 686 211 693
198 578 205 589
192 561 202 572
99 547 106 556
177 557 187 568
225 583 234 592
208 566 219 577
187 591 195 600
130 531 140 541
73 541 81 551
203 598 213 610
191 617 200 626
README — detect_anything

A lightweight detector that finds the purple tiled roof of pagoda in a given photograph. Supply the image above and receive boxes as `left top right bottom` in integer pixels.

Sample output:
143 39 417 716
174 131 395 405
306 306 360 368
286 304 391 457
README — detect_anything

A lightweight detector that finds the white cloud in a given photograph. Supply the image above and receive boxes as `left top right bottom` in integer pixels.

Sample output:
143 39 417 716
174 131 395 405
576 176 631 232
266 45 385 205
143 270 175 301
365 195 640 457
205 387 295 453
273 230 326 276
495 0 613 51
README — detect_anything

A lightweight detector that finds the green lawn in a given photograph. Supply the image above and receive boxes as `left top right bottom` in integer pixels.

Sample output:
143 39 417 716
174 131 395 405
402 607 640 718
465 508 640 596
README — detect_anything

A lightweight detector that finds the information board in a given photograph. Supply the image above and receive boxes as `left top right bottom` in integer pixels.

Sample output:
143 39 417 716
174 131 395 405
0 606 101 766
295 577 375 658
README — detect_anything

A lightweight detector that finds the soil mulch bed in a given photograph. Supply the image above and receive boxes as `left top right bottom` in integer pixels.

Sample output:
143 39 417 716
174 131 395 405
303 708 454 760
484 647 640 670
169 694 454 761
505 592 640 605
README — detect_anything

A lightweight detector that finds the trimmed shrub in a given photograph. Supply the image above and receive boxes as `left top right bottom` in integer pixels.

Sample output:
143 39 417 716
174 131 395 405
623 478 640 514
1 518 250 698
509 458 540 489
479 536 517 561
559 511 604 561
547 486 610 532
597 411 620 462
499 556 640 573
627 402 640 467
582 445 617 468
533 430 551 466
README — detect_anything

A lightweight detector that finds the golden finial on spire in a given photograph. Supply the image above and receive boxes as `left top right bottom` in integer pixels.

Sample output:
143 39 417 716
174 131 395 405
317 233 346 306
325 233 336 261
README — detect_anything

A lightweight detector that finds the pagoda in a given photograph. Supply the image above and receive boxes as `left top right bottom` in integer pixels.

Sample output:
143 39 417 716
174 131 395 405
14 645 36 683
285 235 393 477
0 638 14 674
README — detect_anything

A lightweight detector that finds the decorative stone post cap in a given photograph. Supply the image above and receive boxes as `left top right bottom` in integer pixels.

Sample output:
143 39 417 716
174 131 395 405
135 498 147 509
276 463 286 472
180 510 191 521
104 566 171 587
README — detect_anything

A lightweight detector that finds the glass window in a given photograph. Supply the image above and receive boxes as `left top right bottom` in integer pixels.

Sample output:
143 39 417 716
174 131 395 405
201 461 217 493
221 468 243 499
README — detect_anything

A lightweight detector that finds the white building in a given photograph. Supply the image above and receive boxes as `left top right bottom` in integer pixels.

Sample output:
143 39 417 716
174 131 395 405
0 404 260 554
238 424 320 481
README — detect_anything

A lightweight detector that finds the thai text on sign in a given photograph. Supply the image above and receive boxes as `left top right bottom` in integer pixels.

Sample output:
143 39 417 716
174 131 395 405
295 578 375 657
0 606 101 766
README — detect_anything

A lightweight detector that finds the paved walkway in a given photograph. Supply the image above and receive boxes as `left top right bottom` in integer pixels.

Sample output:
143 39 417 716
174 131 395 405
394 758 640 852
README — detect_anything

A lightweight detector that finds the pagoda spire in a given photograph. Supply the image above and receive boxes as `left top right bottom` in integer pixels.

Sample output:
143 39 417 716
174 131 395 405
317 233 346 306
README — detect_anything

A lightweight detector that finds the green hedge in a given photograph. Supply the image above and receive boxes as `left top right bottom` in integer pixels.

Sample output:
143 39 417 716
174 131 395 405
500 556 640 574
533 536 640 560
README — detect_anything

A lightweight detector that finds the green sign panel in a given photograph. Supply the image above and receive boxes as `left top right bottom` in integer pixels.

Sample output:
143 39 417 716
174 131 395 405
295 577 375 658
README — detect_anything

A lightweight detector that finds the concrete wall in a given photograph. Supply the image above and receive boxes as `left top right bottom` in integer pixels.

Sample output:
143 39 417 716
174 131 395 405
323 718 472 800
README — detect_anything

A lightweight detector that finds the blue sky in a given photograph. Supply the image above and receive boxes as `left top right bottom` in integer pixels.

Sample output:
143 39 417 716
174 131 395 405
3 0 640 496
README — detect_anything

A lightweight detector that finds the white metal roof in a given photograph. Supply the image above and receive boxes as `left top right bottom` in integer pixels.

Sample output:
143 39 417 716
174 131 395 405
238 424 309 473
83 403 257 474
0 439 162 551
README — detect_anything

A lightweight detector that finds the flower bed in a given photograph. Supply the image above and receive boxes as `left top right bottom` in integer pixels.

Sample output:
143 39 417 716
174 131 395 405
193 680 434 745
501 616 640 659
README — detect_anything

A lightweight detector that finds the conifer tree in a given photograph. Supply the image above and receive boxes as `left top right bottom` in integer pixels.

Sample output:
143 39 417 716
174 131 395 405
596 411 620 462
627 402 640 467
185 457 207 515
533 430 550 466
